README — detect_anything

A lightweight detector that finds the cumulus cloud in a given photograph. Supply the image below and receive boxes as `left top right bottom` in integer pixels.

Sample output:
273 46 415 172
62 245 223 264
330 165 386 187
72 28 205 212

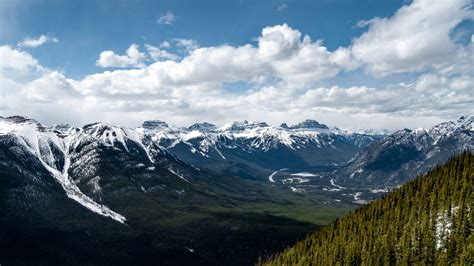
96 44 147 68
2 42 472 130
173 38 199 54
158 11 176 25
144 44 178 61
17 34 59 48
94 24 355 87
351 0 474 76
22 71 79 103
0 45 40 71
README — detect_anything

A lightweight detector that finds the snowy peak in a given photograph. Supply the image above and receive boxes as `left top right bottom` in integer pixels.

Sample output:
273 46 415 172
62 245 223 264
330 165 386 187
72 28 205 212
342 115 473 186
188 122 216 131
219 120 269 132
384 116 473 145
0 115 46 132
453 115 473 131
426 115 473 140
142 120 170 133
83 123 129 147
136 118 381 155
143 120 169 128
51 124 81 135
290 119 329 130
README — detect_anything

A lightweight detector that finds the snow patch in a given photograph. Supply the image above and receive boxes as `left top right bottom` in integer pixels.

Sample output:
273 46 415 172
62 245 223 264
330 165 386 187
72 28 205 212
370 188 389 193
168 168 189 182
88 176 102 193
290 172 317 177
435 206 459 249
268 168 288 183
290 186 305 193
282 177 310 184
330 179 346 189
350 168 364 178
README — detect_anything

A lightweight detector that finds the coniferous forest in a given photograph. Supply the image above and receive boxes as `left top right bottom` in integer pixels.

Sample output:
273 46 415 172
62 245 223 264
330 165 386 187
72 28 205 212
260 151 473 265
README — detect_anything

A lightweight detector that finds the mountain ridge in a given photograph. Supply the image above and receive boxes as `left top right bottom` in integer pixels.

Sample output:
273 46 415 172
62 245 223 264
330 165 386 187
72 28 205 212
339 115 473 187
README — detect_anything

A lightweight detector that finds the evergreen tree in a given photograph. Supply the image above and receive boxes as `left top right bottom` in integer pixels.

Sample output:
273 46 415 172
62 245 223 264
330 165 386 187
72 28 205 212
260 152 474 265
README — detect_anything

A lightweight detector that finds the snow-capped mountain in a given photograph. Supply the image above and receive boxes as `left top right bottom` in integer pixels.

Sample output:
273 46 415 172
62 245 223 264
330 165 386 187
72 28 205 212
0 115 383 224
0 116 237 225
140 119 381 180
1 114 471 235
5 116 356 265
340 116 473 187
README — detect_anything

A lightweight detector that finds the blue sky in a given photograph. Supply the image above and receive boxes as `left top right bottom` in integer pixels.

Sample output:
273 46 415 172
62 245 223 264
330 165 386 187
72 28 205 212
0 0 473 130
2 0 406 78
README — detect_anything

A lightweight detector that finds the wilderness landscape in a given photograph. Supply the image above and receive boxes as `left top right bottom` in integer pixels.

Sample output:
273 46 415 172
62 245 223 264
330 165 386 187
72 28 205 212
0 0 473 265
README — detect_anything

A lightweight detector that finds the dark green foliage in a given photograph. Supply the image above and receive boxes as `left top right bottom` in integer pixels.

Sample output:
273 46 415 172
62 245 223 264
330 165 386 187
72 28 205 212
261 151 473 265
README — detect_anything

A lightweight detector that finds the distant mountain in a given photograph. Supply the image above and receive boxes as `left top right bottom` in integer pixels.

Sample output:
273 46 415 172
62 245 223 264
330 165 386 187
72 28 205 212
261 152 474 265
339 116 473 188
141 119 382 180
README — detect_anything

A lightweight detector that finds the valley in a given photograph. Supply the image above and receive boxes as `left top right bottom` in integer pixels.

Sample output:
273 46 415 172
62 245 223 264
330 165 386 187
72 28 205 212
0 115 472 265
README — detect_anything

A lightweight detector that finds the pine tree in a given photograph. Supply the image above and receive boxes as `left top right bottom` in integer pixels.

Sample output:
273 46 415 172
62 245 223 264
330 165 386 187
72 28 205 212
259 152 474 266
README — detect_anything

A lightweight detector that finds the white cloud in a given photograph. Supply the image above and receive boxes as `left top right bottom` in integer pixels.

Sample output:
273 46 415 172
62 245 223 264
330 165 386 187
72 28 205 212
158 11 176 25
96 44 147 68
173 38 199 54
414 74 446 92
258 24 302 59
2 0 473 130
22 71 79 103
91 23 356 92
354 19 376 28
449 75 474 90
144 44 178 61
18 34 58 48
351 0 474 76
3 43 471 130
277 4 287 12
160 40 171 48
0 45 40 71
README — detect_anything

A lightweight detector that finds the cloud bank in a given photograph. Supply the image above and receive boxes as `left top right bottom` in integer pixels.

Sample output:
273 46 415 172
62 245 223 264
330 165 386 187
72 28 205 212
1 0 473 130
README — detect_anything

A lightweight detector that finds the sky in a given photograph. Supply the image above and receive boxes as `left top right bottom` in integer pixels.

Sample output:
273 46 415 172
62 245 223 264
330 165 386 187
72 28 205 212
0 0 473 130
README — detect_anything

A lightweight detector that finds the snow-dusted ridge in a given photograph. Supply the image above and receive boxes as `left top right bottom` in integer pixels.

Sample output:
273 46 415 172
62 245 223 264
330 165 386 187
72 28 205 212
0 117 127 224
343 115 474 185
140 118 382 157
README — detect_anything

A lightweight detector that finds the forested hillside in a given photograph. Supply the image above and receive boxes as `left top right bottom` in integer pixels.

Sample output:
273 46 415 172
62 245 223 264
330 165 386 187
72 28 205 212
261 151 473 265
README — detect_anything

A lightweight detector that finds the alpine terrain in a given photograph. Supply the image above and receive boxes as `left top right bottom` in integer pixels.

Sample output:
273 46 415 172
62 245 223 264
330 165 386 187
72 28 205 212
0 115 472 265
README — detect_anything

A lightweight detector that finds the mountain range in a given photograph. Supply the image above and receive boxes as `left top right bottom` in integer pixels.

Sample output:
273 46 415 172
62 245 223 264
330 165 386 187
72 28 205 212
141 119 381 181
0 114 472 264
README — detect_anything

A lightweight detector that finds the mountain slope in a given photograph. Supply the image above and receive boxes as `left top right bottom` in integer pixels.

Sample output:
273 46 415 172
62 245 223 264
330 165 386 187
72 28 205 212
261 151 473 265
339 116 473 188
0 116 355 265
